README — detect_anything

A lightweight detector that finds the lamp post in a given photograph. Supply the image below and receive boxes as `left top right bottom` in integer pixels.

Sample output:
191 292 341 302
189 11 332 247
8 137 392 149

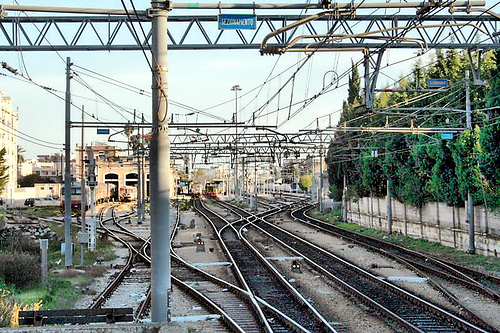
231 84 241 199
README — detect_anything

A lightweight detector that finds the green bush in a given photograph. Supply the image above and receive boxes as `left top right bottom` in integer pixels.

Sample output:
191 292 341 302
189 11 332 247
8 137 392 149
0 252 40 289
41 278 80 310
179 199 193 211
1 233 39 254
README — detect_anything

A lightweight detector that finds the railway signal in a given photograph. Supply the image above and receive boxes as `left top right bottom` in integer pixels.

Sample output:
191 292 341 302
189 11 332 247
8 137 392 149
291 260 302 273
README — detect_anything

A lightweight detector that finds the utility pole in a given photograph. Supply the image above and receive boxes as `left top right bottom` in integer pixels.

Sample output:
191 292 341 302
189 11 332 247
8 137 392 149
64 57 72 268
231 84 241 199
137 120 142 224
80 105 86 266
387 178 392 234
342 174 348 222
141 114 146 221
466 71 475 254
88 149 96 252
319 132 324 212
254 159 258 212
150 0 172 323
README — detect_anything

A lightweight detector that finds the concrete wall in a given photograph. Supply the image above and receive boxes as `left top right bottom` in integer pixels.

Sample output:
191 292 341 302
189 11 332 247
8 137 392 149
347 196 500 257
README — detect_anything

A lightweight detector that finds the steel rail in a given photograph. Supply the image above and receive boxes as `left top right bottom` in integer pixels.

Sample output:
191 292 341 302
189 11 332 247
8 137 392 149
89 206 137 309
193 199 274 332
250 207 491 332
205 199 336 332
129 203 256 331
295 204 500 309
221 200 494 332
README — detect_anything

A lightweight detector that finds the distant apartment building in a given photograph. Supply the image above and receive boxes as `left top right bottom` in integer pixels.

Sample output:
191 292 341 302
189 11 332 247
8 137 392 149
19 153 73 183
0 91 18 201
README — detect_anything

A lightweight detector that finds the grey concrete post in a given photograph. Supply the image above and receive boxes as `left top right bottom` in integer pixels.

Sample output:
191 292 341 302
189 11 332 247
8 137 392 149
88 149 96 252
150 0 172 323
89 186 96 252
231 85 241 198
319 135 324 212
466 71 475 254
137 136 142 224
80 105 86 266
253 159 257 211
342 175 348 222
64 57 72 268
387 178 392 234
40 239 48 285
141 115 146 220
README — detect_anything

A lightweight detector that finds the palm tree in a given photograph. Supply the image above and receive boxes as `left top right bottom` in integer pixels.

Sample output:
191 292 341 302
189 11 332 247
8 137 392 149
17 145 25 180
124 122 134 156
17 145 25 165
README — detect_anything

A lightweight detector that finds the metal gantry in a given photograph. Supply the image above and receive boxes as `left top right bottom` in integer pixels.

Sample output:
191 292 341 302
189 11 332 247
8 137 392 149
0 9 498 51
2 0 500 324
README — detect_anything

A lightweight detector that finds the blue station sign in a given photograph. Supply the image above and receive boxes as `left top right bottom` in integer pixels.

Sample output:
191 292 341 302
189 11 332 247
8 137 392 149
441 133 453 140
218 14 257 30
97 128 110 135
427 79 449 88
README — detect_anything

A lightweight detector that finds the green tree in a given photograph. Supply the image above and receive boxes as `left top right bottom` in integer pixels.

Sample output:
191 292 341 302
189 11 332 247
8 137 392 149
124 121 134 155
299 174 312 192
17 145 25 165
18 173 54 187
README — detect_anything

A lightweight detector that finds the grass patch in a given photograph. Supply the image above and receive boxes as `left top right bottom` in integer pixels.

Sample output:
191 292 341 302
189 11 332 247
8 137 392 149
11 207 62 218
310 209 341 224
229 200 249 210
15 288 46 306
2 226 117 312
41 278 81 310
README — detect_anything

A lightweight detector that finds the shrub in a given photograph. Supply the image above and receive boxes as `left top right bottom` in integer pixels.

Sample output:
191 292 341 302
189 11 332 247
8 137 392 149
0 252 40 289
2 232 39 254
179 199 193 211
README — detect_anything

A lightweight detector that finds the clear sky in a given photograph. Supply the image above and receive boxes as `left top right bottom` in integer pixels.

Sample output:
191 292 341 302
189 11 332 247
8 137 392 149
1 0 499 160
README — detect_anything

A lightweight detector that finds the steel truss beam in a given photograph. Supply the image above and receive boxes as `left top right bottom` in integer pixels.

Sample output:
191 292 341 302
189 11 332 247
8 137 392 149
0 14 498 51
168 130 335 157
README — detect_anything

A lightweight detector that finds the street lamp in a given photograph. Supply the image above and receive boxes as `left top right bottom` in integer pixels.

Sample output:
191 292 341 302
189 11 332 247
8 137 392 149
231 84 241 198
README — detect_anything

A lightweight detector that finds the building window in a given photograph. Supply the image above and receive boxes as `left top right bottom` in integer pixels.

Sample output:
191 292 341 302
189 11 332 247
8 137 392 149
41 187 44 190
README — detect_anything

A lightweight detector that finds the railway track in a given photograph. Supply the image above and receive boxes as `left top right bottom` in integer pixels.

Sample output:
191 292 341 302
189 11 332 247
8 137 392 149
127 201 267 332
194 198 337 332
89 206 150 310
219 200 493 332
293 205 500 302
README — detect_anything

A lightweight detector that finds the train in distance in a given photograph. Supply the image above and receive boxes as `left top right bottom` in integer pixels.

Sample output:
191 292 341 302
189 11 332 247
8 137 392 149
60 182 126 214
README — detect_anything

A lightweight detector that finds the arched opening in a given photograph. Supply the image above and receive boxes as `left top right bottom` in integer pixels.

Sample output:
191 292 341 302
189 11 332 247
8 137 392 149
125 173 138 186
104 173 119 201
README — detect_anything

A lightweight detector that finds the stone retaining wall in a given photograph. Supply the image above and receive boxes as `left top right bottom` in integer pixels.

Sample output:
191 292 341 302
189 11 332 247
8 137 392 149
347 196 500 256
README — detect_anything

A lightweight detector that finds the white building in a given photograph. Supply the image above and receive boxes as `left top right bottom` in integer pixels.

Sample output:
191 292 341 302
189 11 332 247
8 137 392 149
0 91 18 202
